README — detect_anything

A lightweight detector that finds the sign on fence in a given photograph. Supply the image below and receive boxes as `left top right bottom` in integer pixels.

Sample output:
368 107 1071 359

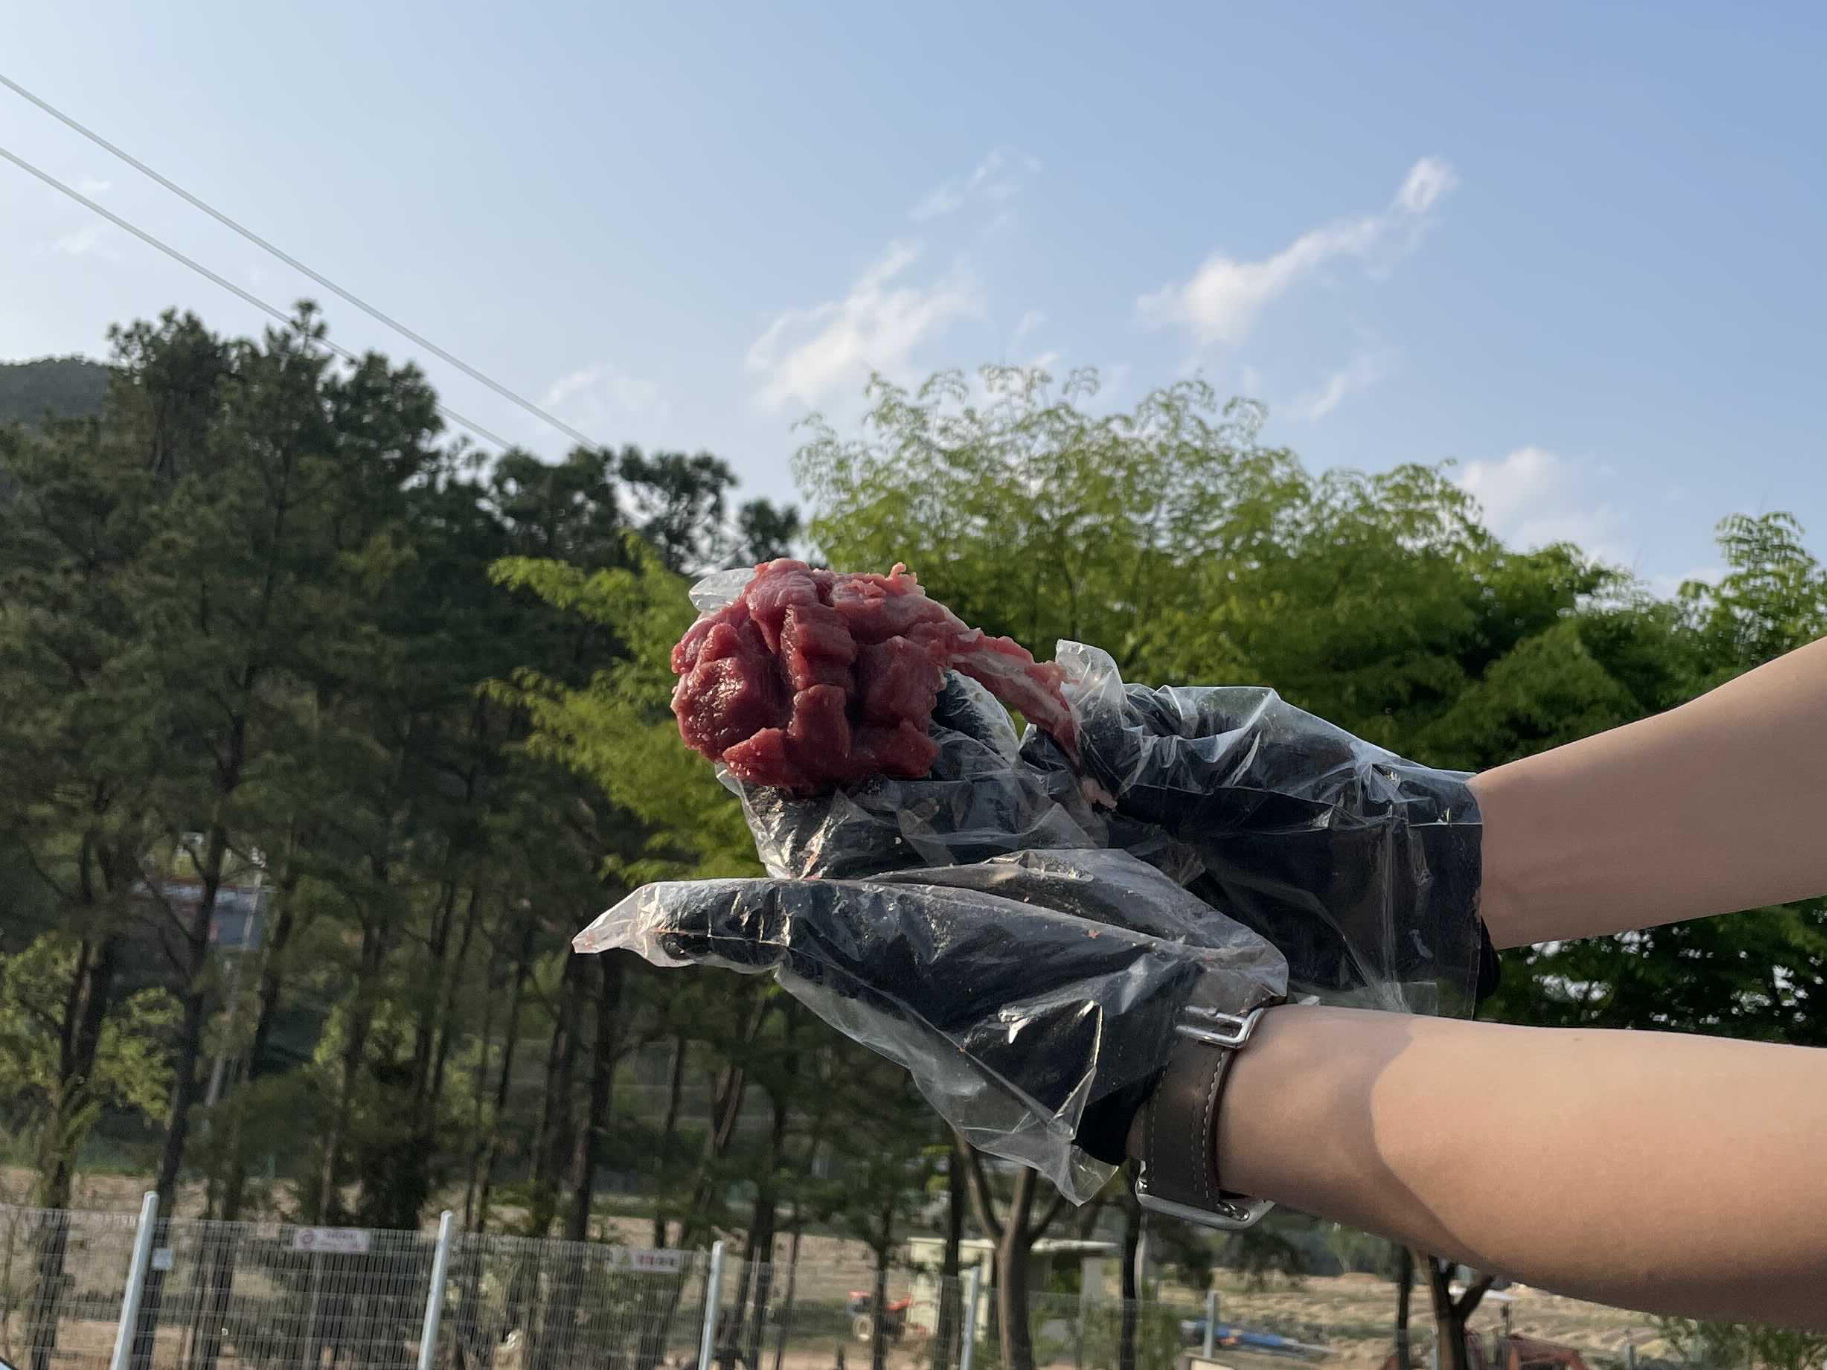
291 1225 373 1254
609 1247 686 1273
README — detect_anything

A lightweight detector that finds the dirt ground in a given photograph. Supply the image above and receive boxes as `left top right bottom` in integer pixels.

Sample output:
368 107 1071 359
1211 1271 1669 1369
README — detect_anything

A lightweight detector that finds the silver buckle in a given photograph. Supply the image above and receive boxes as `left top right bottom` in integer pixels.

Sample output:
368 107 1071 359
1173 1004 1266 1049
1135 1002 1275 1231
1134 1170 1274 1231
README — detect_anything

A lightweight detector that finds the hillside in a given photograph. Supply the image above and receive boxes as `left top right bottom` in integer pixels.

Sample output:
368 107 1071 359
0 355 110 425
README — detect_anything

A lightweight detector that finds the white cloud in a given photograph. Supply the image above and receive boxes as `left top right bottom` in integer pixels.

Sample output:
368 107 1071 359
1238 364 1263 398
1136 156 1457 348
1292 349 1396 421
1012 309 1047 343
911 185 968 223
77 175 112 196
1455 445 1629 561
52 224 109 258
747 241 983 411
910 148 1039 222
541 361 666 431
1395 157 1455 216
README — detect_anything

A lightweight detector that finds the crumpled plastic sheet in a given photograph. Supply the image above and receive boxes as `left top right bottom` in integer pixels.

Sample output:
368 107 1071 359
577 567 1487 1198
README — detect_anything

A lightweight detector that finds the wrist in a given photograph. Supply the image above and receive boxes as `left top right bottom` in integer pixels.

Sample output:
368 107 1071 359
1125 999 1282 1229
1126 1004 1410 1208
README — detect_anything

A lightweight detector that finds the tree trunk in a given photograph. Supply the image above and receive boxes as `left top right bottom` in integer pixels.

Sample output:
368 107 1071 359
472 908 535 1234
460 957 501 1234
26 929 119 1370
653 1033 689 1248
429 884 484 1120
218 870 298 1224
1118 1192 1141 1370
529 956 624 1370
870 1226 892 1370
566 952 623 1243
930 1138 966 1370
529 953 580 1237
996 1170 1039 1370
136 815 237 1370
412 880 461 1110
25 1211 72 1370
196 838 302 1370
155 819 233 1206
316 916 389 1225
770 1214 804 1370
741 1094 788 1369
1424 1257 1462 1370
1395 1248 1416 1370
1420 1257 1494 1370
637 1001 766 1370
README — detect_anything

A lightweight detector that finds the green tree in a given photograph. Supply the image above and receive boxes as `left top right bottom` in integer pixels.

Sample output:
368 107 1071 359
1657 1314 1827 1370
0 357 109 428
808 1066 937 1370
1488 514 1827 1046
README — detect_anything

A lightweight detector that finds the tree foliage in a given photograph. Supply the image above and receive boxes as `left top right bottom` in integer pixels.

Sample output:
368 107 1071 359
0 357 109 429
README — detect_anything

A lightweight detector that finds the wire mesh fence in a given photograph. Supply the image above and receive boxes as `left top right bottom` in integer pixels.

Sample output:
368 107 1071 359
0 1202 1681 1370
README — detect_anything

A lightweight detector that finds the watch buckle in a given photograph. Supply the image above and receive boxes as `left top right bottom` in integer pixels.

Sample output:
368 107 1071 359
1134 1166 1274 1230
1173 1004 1266 1049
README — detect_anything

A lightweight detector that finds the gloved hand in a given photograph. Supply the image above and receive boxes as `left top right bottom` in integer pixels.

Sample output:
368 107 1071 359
725 647 1493 1015
1023 643 1496 1015
731 671 1105 879
573 845 1288 1203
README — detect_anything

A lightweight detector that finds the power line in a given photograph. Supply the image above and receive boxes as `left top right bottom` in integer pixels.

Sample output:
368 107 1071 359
1 70 601 451
0 141 517 452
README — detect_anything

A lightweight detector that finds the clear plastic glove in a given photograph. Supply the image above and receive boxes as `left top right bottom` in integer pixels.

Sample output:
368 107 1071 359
574 846 1287 1202
727 646 1491 1016
1022 644 1493 1016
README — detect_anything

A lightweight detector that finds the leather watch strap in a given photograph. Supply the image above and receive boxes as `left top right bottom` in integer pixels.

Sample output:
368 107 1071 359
1133 999 1277 1230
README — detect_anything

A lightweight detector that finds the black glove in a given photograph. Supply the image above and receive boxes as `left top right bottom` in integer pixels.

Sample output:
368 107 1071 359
574 845 1287 1201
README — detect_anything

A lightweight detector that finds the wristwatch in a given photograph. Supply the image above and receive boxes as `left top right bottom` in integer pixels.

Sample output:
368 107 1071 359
1133 992 1279 1230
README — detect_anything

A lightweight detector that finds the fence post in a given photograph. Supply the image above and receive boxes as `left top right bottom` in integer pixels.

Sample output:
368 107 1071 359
697 1241 727 1370
958 1267 982 1370
1202 1289 1217 1358
109 1191 159 1370
418 1211 455 1370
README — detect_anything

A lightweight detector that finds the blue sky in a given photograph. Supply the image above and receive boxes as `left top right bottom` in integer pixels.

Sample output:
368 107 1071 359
5 1 1825 591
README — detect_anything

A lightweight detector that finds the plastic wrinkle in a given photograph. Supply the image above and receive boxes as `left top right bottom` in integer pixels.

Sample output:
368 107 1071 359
574 847 1286 1201
1023 642 1486 1016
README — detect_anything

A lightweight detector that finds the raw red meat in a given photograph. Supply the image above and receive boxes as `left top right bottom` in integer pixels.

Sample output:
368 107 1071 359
671 560 1077 791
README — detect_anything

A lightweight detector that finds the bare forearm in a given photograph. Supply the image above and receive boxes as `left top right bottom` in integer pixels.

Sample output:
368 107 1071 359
1471 635 1827 948
1211 1005 1827 1329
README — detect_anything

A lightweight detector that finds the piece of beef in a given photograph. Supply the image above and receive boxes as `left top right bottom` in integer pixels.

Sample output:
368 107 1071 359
671 559 1077 791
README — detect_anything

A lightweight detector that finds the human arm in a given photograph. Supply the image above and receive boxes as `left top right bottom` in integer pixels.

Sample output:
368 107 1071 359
1193 1003 1827 1329
1472 635 1827 949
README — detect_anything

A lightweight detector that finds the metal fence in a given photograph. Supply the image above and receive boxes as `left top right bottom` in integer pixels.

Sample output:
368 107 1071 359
0 1199 717 1370
0 1198 1669 1370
